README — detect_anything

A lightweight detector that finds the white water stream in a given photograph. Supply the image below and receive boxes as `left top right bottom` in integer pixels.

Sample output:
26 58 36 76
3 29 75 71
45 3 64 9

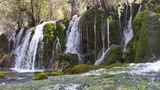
123 3 134 52
66 15 80 54
12 21 55 73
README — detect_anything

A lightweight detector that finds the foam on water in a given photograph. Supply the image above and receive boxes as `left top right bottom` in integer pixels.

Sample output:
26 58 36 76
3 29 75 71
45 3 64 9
131 61 160 74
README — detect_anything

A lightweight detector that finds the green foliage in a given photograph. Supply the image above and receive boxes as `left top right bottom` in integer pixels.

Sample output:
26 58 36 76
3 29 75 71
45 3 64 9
33 72 48 80
63 17 70 27
43 23 65 46
43 23 56 43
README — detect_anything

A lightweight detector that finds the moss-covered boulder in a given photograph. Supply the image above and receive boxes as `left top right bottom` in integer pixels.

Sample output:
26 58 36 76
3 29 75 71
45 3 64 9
65 64 99 74
126 10 160 62
107 46 123 64
33 72 48 80
47 71 64 76
0 71 8 79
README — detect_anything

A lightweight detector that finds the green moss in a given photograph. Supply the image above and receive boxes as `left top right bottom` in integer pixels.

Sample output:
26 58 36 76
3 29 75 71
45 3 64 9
56 23 66 49
56 23 65 31
47 71 64 76
63 16 70 27
104 63 129 69
106 47 123 65
125 9 160 63
43 23 56 43
65 64 99 74
33 72 48 80
133 10 151 62
0 71 8 79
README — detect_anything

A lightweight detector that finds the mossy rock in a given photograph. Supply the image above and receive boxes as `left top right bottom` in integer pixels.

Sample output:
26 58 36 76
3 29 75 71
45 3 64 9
104 63 129 69
47 71 64 76
106 46 123 65
125 9 160 62
0 71 8 79
33 72 48 80
126 10 160 62
65 64 99 74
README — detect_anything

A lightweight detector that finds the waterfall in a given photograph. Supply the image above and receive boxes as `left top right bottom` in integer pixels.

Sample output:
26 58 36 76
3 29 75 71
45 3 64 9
15 28 24 48
12 21 55 72
95 48 111 65
123 4 134 52
107 18 110 48
13 29 32 72
95 18 110 65
66 15 80 54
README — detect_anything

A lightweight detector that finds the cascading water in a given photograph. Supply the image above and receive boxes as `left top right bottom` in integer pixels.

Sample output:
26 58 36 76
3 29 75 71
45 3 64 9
15 28 24 48
12 21 55 72
13 29 32 72
66 15 80 55
95 18 110 65
95 48 111 65
123 2 134 52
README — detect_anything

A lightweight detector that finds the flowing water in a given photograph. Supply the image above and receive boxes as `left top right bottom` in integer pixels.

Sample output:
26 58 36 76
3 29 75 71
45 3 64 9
15 28 24 48
123 4 134 52
131 60 160 75
13 29 32 72
95 48 111 65
2 64 160 90
12 21 55 73
66 15 80 55
95 18 110 65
